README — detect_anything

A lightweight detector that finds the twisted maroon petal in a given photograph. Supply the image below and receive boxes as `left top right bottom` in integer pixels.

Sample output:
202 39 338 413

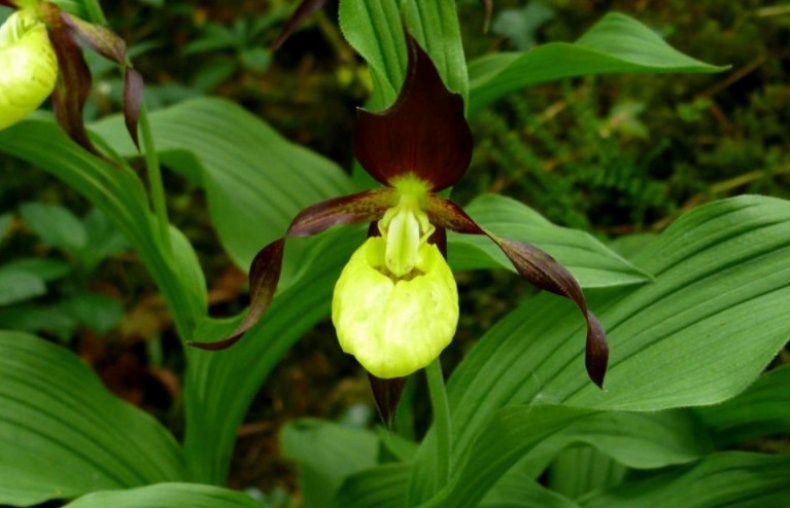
353 31 473 191
62 13 128 64
425 195 609 387
61 12 144 149
189 189 398 350
42 5 98 155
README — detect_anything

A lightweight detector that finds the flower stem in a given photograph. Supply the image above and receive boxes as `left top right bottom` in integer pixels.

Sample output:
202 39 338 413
139 105 172 257
426 358 452 487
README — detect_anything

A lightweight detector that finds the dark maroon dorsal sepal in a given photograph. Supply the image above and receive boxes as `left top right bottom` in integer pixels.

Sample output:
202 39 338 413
353 31 473 192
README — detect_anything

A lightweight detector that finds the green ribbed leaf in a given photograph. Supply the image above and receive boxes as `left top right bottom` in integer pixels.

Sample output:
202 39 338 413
580 452 790 508
282 419 379 508
448 194 651 288
410 196 790 505
424 405 594 507
468 12 726 114
65 483 260 508
0 331 187 506
339 0 467 111
547 447 627 500
91 98 354 269
520 410 712 478
481 471 581 508
696 365 790 446
333 464 411 508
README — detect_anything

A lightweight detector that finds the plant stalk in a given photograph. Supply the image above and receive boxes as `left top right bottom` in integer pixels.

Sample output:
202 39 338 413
139 105 172 256
426 358 452 487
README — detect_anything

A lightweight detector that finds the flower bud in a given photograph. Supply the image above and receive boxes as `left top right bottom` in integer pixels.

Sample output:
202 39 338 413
0 10 58 130
332 236 459 379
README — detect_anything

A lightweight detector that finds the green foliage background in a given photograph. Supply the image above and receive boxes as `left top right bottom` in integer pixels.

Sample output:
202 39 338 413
1 0 788 503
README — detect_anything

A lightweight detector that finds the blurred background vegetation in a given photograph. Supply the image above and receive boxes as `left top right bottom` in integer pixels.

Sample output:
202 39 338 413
1 0 789 504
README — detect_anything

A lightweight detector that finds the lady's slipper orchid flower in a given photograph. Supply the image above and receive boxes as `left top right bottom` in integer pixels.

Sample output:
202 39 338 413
0 8 57 130
191 32 608 416
0 0 142 152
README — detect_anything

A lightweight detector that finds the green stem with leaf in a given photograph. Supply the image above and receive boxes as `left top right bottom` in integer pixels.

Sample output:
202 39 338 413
139 105 172 256
426 358 452 487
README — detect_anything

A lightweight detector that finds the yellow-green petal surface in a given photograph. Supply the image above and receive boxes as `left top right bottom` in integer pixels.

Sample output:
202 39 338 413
332 237 458 378
0 11 57 130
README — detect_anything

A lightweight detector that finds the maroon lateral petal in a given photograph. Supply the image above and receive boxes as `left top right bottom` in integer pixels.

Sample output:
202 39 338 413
0 0 14 7
353 31 472 191
124 68 144 149
368 374 407 429
61 12 145 149
190 238 285 351
62 13 128 65
425 195 609 387
271 0 328 51
189 189 397 350
43 5 98 155
286 188 397 237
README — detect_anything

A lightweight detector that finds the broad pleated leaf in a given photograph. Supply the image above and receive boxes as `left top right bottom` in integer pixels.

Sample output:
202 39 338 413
91 98 354 269
339 0 467 111
481 471 581 508
0 118 206 339
422 405 595 507
547 447 626 500
447 194 651 288
521 410 713 477
409 195 790 504
333 464 411 508
282 419 379 508
695 365 790 446
0 331 187 506
468 12 727 114
580 452 790 508
64 483 260 508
